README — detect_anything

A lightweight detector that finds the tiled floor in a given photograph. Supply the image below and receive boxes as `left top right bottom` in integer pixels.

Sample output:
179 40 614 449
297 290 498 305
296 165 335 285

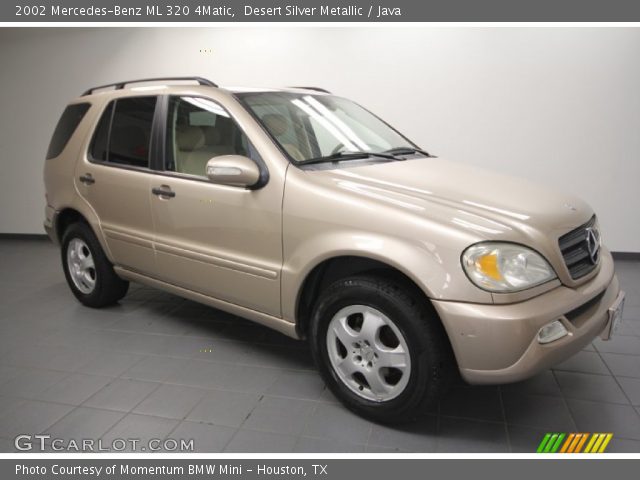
0 238 639 453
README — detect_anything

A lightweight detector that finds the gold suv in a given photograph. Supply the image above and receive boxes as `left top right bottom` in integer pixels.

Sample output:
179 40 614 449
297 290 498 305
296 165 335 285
43 77 625 422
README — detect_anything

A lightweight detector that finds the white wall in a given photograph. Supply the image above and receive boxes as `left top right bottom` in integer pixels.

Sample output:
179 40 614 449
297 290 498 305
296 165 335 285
1 27 638 251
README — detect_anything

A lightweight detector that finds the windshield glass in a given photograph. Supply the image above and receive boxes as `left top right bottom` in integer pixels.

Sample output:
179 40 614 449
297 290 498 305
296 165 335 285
237 92 418 163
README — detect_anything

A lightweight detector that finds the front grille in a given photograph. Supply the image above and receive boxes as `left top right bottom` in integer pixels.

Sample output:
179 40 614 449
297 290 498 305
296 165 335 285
558 215 599 280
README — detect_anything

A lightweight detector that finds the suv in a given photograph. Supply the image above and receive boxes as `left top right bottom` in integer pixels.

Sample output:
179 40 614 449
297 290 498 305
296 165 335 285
44 77 625 422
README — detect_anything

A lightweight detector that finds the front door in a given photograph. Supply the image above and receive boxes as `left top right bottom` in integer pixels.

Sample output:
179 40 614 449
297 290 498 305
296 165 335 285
150 95 283 317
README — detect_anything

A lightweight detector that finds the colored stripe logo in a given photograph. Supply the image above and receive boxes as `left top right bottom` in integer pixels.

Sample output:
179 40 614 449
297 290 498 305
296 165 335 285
537 433 613 453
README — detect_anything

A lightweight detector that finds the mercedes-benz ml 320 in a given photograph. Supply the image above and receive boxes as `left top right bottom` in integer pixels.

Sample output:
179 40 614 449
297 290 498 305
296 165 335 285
43 77 625 421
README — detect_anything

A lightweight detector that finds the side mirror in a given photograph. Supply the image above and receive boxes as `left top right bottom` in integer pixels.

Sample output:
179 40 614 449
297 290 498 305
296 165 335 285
205 155 260 188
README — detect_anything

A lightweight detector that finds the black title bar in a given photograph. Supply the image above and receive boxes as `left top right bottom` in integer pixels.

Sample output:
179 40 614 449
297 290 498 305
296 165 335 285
4 0 640 22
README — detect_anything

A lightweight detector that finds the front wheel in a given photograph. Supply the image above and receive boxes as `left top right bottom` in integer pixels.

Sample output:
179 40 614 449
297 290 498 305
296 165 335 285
61 222 129 308
310 275 453 423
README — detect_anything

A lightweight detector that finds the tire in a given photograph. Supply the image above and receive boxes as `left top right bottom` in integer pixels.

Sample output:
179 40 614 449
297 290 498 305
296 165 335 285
310 275 454 423
61 222 129 308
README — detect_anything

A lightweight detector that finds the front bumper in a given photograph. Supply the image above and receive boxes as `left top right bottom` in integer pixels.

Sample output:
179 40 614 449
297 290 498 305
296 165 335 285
433 249 621 384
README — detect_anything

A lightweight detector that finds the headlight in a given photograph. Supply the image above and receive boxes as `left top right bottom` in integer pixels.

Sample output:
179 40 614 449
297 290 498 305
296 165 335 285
461 242 556 292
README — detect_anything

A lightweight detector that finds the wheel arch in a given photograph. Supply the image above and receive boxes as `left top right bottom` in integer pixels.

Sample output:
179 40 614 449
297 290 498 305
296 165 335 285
56 208 87 243
54 206 113 261
294 255 439 340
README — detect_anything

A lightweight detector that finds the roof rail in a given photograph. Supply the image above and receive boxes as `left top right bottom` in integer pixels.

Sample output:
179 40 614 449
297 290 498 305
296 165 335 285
82 77 217 96
289 86 331 94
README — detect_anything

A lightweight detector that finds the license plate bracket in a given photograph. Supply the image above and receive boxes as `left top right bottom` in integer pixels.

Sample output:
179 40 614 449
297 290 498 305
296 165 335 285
601 291 626 341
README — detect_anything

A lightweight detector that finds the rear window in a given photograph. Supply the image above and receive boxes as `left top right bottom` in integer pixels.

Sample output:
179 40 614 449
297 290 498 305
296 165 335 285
46 103 91 159
89 97 157 168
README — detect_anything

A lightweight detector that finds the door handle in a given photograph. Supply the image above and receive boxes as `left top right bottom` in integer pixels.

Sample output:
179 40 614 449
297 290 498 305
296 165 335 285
79 174 95 185
151 186 176 198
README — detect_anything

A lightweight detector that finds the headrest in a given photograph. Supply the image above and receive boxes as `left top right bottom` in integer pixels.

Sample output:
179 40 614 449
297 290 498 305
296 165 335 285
176 125 205 151
201 126 222 146
261 113 289 137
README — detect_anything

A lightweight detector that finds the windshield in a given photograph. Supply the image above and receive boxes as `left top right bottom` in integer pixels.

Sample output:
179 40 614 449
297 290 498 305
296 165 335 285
236 92 420 164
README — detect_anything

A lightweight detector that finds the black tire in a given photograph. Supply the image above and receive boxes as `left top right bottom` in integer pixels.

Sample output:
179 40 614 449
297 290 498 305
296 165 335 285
61 222 129 308
310 275 454 423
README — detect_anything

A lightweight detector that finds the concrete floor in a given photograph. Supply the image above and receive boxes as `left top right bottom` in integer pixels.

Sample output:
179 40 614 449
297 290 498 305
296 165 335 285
0 238 639 453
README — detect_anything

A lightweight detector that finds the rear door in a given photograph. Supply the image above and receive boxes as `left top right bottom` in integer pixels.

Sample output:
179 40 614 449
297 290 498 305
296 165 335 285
75 96 159 276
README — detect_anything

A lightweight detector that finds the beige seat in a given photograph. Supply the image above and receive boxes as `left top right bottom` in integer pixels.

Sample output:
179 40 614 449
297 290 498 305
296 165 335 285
201 126 235 157
174 126 218 177
261 113 305 161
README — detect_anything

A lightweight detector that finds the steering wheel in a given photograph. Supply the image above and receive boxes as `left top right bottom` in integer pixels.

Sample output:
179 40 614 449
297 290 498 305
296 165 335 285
331 143 346 155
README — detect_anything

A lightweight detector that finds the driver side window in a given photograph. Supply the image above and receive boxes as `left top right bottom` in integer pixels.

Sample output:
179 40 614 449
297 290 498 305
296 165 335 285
165 96 252 177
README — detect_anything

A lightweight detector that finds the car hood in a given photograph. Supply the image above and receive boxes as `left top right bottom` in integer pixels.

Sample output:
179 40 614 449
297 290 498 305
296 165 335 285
305 157 593 240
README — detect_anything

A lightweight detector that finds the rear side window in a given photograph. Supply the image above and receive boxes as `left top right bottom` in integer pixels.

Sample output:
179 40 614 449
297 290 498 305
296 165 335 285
89 96 157 168
90 102 113 162
46 103 91 159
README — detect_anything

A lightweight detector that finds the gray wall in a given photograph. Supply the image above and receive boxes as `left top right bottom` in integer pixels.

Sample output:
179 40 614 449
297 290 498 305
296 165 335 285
0 27 638 251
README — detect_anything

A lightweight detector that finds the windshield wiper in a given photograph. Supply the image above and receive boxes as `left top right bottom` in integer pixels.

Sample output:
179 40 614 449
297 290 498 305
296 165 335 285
382 147 434 157
297 151 398 166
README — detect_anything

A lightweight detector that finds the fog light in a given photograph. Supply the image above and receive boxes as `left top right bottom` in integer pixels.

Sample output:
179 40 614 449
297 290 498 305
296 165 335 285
537 320 569 344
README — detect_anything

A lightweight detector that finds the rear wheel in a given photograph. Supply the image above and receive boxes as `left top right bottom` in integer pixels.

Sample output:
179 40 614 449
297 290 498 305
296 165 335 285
61 222 129 307
310 275 453 423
